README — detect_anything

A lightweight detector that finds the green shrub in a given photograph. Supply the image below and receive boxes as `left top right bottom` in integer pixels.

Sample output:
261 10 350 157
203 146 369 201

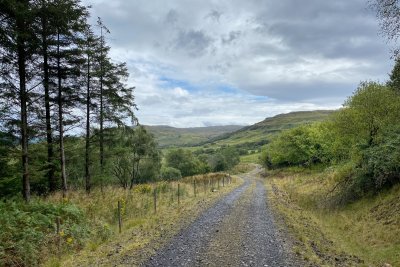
0 199 89 266
161 167 182 180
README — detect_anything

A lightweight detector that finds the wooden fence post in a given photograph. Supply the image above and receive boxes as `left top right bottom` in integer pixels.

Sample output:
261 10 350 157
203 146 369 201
118 200 122 233
56 217 61 255
193 179 196 197
223 176 225 187
178 183 180 205
153 188 157 214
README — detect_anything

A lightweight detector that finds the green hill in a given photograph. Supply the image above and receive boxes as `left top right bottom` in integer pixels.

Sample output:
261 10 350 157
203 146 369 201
145 125 243 148
199 110 335 151
146 110 335 152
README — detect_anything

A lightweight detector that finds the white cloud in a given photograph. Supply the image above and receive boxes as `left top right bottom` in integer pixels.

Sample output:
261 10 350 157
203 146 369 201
83 0 393 126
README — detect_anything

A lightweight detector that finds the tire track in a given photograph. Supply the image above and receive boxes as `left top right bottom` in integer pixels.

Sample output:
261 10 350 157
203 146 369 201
142 167 297 266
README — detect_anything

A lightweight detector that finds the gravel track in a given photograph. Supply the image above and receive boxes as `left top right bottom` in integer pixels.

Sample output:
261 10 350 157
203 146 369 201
142 167 298 267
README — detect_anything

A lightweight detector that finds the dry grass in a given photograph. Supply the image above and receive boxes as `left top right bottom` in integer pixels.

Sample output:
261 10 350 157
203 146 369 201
265 169 400 267
230 163 256 174
43 173 242 266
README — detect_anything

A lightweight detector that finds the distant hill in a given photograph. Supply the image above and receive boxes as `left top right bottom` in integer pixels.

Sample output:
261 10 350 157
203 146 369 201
199 110 335 150
145 125 243 148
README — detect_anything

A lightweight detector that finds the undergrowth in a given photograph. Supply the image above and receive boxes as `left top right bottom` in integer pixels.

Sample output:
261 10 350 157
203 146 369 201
0 172 240 266
0 199 88 266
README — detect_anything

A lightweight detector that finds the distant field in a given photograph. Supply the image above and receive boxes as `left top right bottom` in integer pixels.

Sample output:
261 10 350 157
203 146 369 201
240 152 261 164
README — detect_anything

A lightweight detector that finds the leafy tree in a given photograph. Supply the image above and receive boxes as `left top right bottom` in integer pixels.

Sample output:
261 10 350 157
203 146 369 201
160 167 182 180
372 0 400 55
111 126 160 188
165 149 200 177
341 82 400 147
208 153 227 172
220 147 240 169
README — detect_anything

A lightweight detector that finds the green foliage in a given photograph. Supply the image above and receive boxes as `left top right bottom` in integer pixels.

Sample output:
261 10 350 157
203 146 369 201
208 147 240 172
263 81 400 201
111 126 161 187
165 149 202 177
388 57 400 91
0 132 20 196
0 199 88 266
161 167 182 180
341 81 400 147
165 146 239 176
262 123 329 168
208 153 228 172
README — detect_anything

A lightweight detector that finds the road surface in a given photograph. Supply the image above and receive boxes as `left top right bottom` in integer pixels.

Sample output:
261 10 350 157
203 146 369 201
142 166 299 267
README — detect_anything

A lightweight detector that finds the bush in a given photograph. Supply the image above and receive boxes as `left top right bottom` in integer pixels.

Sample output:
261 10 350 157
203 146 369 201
161 167 182 180
0 199 89 266
133 184 152 194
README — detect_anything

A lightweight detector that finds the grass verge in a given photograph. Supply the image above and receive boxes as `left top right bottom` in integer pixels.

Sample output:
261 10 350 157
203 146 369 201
265 168 400 267
44 173 242 266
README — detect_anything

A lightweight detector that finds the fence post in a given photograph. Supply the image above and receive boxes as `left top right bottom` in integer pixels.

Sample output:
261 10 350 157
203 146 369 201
223 176 225 187
218 177 220 189
193 179 196 197
153 188 157 214
118 200 122 233
56 217 61 255
178 183 180 205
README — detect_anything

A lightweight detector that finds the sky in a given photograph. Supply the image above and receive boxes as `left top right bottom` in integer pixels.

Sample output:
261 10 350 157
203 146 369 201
84 0 393 127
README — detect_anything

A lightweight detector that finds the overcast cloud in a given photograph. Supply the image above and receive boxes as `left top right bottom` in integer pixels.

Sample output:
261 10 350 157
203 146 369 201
84 0 392 127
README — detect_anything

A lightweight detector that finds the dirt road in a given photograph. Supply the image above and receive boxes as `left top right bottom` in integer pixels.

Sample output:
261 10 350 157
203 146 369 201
142 166 299 267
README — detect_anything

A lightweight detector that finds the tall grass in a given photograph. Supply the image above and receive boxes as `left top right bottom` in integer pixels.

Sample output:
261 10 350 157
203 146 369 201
266 169 400 266
0 173 239 266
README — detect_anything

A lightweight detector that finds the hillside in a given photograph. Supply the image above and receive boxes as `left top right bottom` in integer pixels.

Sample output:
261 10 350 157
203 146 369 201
145 125 243 148
199 110 335 150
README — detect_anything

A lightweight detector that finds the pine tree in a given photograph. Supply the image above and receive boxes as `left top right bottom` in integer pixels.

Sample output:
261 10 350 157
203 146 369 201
82 26 98 193
94 18 136 179
53 0 87 196
35 0 57 192
0 0 38 201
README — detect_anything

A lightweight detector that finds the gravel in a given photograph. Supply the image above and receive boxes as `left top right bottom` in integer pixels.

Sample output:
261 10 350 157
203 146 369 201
142 167 300 267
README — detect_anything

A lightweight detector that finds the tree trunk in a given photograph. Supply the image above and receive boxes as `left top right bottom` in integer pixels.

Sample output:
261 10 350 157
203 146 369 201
41 14 56 192
130 157 140 189
57 31 67 197
85 52 91 193
99 30 104 175
16 2 30 202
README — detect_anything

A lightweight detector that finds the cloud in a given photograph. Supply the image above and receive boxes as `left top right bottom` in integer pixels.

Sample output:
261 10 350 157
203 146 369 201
173 30 213 57
83 0 393 126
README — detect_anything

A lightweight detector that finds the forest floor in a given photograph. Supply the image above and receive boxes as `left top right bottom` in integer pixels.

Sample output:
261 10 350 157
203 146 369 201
141 165 302 267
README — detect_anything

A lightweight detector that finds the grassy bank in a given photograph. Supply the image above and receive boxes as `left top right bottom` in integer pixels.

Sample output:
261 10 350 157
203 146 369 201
240 152 261 164
1 173 241 266
265 167 400 267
